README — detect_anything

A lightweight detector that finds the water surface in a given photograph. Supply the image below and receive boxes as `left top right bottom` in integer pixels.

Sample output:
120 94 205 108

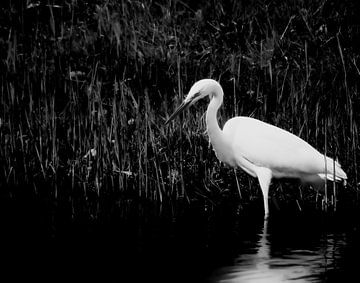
209 215 352 282
1 194 359 282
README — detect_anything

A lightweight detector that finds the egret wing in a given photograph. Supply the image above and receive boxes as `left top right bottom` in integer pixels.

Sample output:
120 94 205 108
223 117 326 177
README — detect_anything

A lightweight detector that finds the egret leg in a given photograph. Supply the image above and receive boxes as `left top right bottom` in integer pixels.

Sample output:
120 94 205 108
256 168 272 218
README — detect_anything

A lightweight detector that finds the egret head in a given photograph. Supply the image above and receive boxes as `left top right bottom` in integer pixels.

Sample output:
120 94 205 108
165 79 222 125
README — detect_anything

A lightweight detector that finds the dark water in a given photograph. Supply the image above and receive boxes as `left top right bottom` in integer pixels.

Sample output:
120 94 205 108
209 218 349 283
1 193 360 282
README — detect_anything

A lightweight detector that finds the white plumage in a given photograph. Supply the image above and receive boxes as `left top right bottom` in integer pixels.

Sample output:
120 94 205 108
166 79 347 217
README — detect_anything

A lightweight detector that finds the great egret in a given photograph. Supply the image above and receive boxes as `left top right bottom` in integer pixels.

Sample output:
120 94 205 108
165 79 347 217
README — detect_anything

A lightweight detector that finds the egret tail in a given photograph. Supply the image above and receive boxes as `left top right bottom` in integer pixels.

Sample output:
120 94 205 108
317 156 347 182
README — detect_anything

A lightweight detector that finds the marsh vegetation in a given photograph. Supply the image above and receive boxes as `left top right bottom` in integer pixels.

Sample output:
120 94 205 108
0 0 359 212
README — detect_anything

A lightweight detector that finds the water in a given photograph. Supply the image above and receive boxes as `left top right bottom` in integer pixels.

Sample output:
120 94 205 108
209 219 347 283
1 194 359 282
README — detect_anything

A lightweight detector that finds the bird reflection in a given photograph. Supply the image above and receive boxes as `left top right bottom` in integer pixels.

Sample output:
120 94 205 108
210 217 342 283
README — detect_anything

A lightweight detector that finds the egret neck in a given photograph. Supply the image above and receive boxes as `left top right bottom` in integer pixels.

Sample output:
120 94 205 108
205 86 230 164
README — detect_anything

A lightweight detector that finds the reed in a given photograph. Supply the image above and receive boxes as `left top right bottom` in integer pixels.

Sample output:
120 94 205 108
0 0 359 211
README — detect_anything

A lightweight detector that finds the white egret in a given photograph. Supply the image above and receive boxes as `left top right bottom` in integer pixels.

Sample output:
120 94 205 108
165 79 347 217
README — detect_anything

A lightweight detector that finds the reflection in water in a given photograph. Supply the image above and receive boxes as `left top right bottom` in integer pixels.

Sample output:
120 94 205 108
210 217 346 283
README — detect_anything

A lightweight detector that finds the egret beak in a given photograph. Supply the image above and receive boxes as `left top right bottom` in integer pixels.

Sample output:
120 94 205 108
165 100 191 125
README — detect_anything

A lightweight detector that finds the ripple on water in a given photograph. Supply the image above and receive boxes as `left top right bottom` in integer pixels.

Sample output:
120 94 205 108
208 218 349 283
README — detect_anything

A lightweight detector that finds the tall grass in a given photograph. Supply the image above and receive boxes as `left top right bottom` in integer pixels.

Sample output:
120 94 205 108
0 0 359 210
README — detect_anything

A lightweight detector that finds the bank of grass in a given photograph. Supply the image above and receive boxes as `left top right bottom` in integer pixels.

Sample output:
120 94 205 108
0 0 359 210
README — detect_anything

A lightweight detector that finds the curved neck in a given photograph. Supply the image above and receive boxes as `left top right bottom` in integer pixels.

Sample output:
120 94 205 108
206 88 224 150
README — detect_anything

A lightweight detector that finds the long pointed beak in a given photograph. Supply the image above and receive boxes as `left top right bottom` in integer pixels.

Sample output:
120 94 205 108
165 100 191 125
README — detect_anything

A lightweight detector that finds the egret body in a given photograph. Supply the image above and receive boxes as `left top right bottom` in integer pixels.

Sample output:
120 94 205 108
165 79 347 217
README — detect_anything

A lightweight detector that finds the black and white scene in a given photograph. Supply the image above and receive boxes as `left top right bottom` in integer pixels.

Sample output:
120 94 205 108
1 0 360 282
